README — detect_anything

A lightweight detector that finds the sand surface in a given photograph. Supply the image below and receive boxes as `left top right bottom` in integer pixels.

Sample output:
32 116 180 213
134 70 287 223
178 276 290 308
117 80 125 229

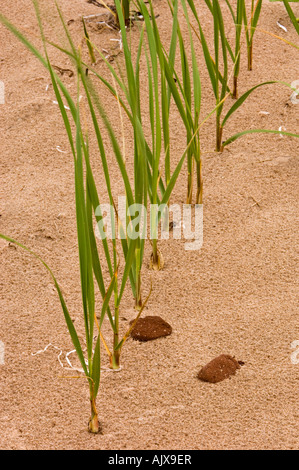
0 0 298 450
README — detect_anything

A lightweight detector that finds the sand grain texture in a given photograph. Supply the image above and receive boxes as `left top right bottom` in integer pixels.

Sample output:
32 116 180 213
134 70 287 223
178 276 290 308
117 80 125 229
0 0 298 450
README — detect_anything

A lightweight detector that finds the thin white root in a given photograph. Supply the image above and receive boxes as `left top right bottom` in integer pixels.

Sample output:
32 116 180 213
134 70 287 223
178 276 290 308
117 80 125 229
277 21 287 33
32 343 85 373
31 343 123 373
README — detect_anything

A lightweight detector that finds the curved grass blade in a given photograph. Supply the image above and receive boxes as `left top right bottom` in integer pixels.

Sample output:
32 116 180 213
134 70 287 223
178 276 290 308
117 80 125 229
222 80 277 127
82 17 96 64
282 0 299 35
222 128 299 147
0 234 88 375
186 0 217 97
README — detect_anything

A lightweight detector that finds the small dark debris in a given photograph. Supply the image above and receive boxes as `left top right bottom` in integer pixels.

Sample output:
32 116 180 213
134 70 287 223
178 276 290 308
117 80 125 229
87 0 105 7
52 65 74 78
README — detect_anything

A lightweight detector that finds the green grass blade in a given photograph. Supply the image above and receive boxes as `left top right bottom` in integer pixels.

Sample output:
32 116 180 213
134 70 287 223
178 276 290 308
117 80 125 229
0 12 77 119
117 238 137 305
82 17 96 64
161 150 188 206
282 0 299 35
223 128 299 147
224 0 236 22
221 81 277 127
186 0 217 97
214 0 228 102
0 234 88 375
181 0 201 120
234 0 244 78
251 0 263 32
74 106 93 355
115 0 137 112
91 335 101 397
97 270 117 330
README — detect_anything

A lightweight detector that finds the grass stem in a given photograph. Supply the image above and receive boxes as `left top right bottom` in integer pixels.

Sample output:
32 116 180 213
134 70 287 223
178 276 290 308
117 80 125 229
88 391 101 433
233 75 238 99
248 42 253 70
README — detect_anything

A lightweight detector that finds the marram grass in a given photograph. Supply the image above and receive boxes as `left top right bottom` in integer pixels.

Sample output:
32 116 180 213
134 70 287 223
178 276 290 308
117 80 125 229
0 0 299 435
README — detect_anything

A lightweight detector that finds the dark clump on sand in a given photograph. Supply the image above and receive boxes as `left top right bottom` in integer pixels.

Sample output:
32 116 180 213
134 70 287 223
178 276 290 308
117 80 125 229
130 315 172 341
198 354 244 383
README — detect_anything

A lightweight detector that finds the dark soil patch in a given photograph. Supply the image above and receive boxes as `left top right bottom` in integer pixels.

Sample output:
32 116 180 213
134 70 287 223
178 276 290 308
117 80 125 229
130 315 172 342
197 354 244 384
